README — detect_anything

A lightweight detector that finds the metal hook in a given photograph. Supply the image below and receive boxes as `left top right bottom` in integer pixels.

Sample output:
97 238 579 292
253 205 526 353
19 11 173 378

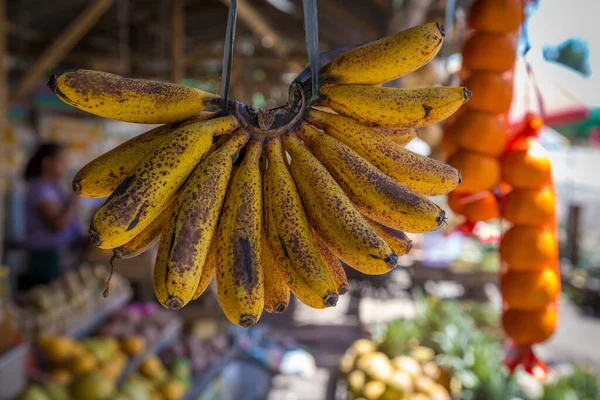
303 0 320 102
220 0 238 111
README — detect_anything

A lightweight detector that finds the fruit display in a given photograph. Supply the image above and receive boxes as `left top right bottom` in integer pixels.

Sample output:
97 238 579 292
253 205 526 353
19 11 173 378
500 119 560 375
51 21 469 327
16 264 131 339
162 333 228 374
97 303 182 347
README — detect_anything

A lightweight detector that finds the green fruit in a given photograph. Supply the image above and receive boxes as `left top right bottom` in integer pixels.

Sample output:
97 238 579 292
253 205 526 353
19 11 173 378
347 370 366 396
45 383 73 400
391 356 421 379
70 372 116 400
19 385 52 400
363 381 386 400
382 370 413 400
356 352 393 381
351 339 377 357
121 381 150 400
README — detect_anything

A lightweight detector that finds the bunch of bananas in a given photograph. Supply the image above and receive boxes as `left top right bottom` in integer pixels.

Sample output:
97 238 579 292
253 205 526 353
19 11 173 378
51 22 468 327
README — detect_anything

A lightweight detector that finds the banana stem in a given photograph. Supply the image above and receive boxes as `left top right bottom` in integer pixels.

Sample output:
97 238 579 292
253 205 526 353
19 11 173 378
220 0 238 111
302 0 320 102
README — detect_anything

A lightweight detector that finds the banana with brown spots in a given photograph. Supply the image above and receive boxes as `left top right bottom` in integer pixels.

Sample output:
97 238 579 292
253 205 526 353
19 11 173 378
261 233 291 313
320 22 445 86
313 231 348 295
318 85 470 129
305 109 460 196
282 133 397 275
296 122 445 234
371 127 418 147
73 113 217 198
192 239 217 301
154 130 249 310
215 139 264 327
364 216 413 258
48 70 220 124
263 137 339 309
90 116 238 249
112 199 176 261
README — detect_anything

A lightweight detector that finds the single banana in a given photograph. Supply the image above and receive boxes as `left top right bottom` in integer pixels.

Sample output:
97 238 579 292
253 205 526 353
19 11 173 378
113 199 176 260
306 109 460 196
320 22 444 85
365 216 413 258
263 137 339 309
154 130 249 310
313 231 348 295
74 113 216 198
48 70 220 124
90 116 238 249
192 239 217 300
282 133 397 275
319 85 470 129
216 139 264 327
262 234 291 313
297 122 444 233
371 127 417 147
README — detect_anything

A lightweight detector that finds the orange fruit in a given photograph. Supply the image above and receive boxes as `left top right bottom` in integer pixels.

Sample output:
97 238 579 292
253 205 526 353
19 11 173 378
463 191 499 222
452 111 507 157
463 71 513 114
502 140 552 189
447 192 466 215
500 226 557 270
441 134 459 159
468 0 525 33
502 306 557 345
462 33 517 73
448 150 500 193
502 188 555 226
501 268 560 311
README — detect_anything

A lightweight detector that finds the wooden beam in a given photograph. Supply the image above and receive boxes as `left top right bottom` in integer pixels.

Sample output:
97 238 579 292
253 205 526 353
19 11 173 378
9 0 114 104
171 0 185 83
0 0 6 261
320 0 380 39
220 0 289 57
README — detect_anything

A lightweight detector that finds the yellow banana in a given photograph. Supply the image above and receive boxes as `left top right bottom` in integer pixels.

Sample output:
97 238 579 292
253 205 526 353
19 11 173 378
90 116 238 249
320 22 444 85
113 200 175 260
262 234 291 313
48 70 220 124
372 127 417 147
263 137 339 309
154 130 249 310
365 216 412 258
74 113 216 198
297 123 444 234
192 239 217 301
319 85 470 129
313 231 348 295
216 139 264 327
282 133 397 275
305 109 460 196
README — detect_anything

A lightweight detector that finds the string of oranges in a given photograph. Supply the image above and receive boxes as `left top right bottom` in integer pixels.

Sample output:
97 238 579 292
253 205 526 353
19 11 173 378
443 0 560 375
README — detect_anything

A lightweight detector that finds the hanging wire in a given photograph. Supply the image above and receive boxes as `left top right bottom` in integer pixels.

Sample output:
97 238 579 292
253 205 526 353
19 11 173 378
220 0 239 111
302 0 320 102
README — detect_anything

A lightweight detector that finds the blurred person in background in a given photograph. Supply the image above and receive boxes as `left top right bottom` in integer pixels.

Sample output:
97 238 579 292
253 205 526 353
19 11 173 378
20 143 85 289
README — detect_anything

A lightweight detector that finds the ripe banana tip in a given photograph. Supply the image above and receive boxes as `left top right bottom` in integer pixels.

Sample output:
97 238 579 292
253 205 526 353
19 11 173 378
72 180 82 194
338 284 350 296
436 211 447 227
463 87 472 102
240 315 258 328
274 303 288 313
47 74 59 93
436 22 446 37
407 240 414 254
166 297 184 310
457 170 463 184
386 253 399 269
324 292 339 308
88 228 102 247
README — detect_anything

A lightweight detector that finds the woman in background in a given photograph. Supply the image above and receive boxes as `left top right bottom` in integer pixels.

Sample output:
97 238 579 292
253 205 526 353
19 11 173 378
21 143 84 289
